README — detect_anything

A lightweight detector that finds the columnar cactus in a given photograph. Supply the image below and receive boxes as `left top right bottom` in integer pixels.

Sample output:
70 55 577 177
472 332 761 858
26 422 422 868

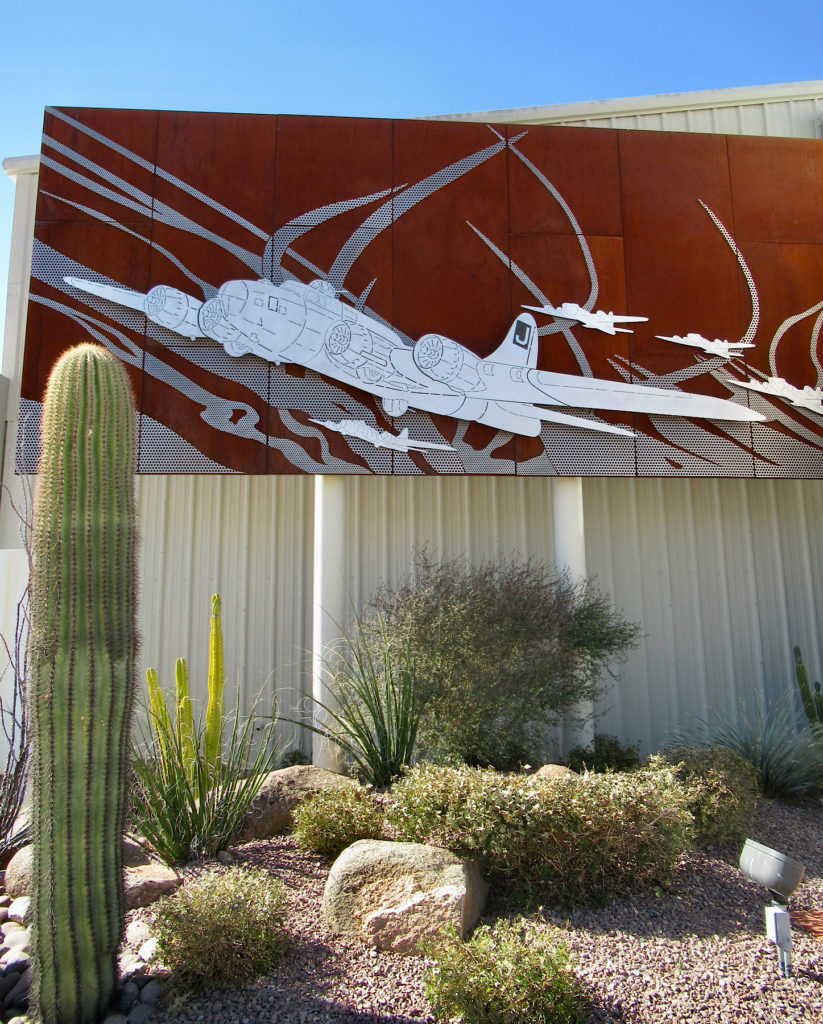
203 593 225 772
29 343 138 1024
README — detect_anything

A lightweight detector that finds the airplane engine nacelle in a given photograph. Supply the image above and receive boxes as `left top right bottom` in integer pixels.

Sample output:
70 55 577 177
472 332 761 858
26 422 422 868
145 285 203 339
413 334 480 390
325 321 374 369
198 296 244 349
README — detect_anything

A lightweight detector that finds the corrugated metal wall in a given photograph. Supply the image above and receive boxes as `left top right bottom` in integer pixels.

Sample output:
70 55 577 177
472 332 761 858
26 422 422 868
131 473 823 756
135 475 315 753
441 80 823 139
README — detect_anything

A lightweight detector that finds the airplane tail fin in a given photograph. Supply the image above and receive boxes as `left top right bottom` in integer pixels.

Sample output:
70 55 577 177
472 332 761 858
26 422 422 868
484 313 538 369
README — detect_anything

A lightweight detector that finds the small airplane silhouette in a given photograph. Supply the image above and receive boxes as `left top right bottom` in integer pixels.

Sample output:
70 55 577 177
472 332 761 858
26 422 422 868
656 333 755 360
309 418 455 453
727 375 823 415
523 301 648 335
63 275 764 438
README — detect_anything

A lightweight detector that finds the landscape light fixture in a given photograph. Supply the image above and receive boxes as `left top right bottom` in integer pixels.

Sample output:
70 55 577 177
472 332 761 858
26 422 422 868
739 838 806 978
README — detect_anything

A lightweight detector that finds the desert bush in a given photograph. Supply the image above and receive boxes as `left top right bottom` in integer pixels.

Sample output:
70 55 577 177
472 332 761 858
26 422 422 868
152 868 288 994
425 917 588 1024
664 745 758 848
359 552 641 770
566 733 641 773
293 786 385 855
696 695 823 798
388 760 693 906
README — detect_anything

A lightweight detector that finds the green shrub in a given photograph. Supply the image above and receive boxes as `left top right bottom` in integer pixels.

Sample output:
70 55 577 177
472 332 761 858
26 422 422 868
293 786 385 856
388 760 693 906
566 733 641 773
357 553 641 771
696 695 823 798
152 868 288 994
425 917 588 1024
664 745 758 848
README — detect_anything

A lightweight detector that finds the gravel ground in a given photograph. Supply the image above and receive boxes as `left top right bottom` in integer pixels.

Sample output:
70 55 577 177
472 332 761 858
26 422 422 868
130 798 823 1024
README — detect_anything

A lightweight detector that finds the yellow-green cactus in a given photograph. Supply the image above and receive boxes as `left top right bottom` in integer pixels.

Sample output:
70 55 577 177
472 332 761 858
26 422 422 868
203 594 225 772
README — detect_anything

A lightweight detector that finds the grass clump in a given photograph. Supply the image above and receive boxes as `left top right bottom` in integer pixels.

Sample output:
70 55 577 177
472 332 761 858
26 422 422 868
665 745 758 848
566 733 641 773
696 695 823 798
388 760 692 906
152 868 288 994
295 612 423 787
425 917 588 1024
293 786 385 856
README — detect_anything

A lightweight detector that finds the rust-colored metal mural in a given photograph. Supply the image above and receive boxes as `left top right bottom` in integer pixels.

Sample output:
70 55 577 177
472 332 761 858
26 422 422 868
20 107 823 476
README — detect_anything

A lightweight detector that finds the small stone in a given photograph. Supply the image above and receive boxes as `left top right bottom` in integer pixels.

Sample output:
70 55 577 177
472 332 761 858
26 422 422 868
0 896 10 909
126 1002 153 1024
0 974 20 1000
4 971 30 1009
6 900 29 926
102 1015 129 1024
125 920 152 947
216 850 233 864
138 980 162 1005
0 909 7 925
117 981 140 1013
3 931 28 951
137 937 159 963
1 952 29 975
118 953 145 980
6 1016 30 1024
0 923 23 940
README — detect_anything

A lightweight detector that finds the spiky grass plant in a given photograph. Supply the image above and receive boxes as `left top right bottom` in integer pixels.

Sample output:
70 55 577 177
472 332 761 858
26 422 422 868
696 695 823 798
296 612 423 786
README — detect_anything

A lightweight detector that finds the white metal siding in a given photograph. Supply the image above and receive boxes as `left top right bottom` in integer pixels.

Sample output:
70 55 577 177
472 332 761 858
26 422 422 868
135 475 315 753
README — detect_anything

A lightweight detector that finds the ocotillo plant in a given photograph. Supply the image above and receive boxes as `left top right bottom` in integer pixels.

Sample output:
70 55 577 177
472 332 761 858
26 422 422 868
794 645 823 729
29 343 138 1024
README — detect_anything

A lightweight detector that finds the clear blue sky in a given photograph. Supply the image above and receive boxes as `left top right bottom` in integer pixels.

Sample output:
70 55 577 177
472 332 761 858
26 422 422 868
2 0 821 346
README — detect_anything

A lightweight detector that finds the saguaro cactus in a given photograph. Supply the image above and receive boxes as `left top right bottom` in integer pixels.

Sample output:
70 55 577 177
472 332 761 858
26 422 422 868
29 344 138 1024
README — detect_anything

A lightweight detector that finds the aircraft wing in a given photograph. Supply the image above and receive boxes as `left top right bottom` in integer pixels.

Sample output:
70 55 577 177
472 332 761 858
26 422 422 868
64 276 148 313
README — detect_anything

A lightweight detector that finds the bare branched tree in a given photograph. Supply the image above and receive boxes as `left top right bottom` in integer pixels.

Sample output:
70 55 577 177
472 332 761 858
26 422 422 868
0 433 33 858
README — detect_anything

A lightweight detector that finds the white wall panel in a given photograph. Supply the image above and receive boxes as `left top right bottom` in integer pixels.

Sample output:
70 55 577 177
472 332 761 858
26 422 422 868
135 475 314 755
130 471 823 761
440 81 823 139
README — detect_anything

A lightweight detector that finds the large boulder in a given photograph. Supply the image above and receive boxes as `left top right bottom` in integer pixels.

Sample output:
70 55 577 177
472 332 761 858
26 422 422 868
4 846 32 899
322 839 488 956
124 864 182 909
5 843 174 909
235 764 356 841
534 764 577 780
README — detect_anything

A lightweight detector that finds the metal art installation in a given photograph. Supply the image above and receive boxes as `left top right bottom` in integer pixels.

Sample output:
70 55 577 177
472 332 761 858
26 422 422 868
19 108 823 476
